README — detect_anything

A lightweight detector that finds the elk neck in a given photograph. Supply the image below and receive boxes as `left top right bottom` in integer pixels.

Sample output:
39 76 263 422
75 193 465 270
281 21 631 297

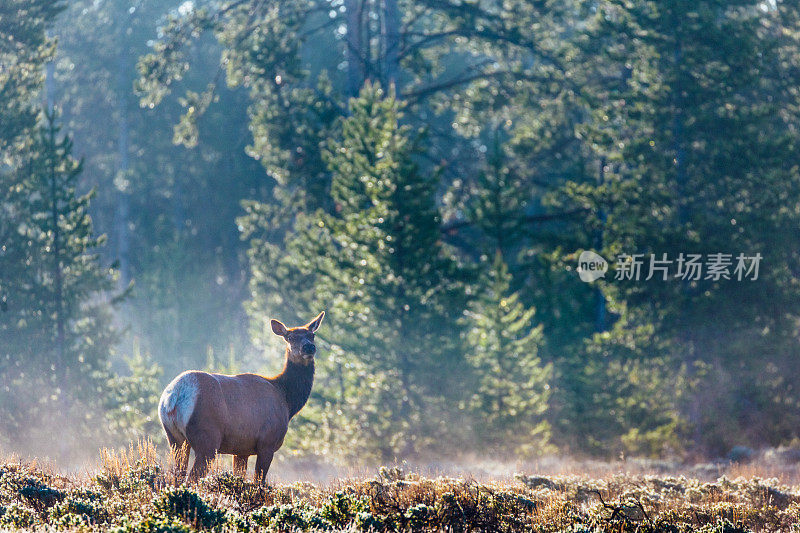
271 349 315 418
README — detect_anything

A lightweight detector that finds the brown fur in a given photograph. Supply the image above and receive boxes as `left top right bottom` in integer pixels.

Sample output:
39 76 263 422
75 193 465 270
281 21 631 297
159 312 324 483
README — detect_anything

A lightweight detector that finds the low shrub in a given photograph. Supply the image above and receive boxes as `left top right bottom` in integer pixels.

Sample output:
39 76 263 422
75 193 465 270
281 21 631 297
111 515 194 533
320 491 367 527
50 493 109 525
18 478 65 510
152 485 226 529
0 503 38 528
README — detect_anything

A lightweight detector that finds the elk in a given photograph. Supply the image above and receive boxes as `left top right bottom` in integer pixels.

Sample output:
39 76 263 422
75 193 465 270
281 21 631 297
158 312 324 483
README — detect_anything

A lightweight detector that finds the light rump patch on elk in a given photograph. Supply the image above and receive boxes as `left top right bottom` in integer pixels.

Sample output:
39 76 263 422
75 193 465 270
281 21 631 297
158 311 325 483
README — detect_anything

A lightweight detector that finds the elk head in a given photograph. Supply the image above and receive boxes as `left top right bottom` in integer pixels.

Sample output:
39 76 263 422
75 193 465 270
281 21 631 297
271 312 325 365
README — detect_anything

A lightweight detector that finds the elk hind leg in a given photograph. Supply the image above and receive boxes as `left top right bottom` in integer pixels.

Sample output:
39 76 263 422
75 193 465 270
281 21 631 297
189 446 218 481
164 426 190 478
185 424 221 481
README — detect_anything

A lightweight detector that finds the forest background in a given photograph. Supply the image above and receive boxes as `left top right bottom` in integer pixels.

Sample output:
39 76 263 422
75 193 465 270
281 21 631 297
3 0 800 466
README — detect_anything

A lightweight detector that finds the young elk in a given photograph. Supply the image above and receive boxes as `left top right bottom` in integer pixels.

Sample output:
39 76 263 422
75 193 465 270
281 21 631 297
158 312 324 483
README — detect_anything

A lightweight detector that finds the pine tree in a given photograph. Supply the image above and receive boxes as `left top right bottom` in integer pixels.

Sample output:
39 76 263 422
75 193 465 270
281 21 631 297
462 128 533 258
0 110 121 458
1 0 64 452
105 340 164 444
0 0 64 318
240 83 470 459
465 252 552 457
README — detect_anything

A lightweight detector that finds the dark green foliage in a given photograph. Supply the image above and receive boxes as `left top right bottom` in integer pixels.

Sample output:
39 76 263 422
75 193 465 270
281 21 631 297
50 491 108 525
50 490 109 529
319 491 366 527
6 471 66 512
550 0 800 456
250 492 375 531
152 486 226 529
95 462 163 494
251 503 330 531
696 519 749 533
18 483 65 511
0 465 56 504
354 510 385 532
111 516 194 533
105 348 164 444
0 503 38 529
405 503 434 529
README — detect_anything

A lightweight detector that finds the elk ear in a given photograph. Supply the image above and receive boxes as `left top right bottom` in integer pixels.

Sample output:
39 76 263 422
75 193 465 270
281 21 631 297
305 311 325 332
271 319 288 337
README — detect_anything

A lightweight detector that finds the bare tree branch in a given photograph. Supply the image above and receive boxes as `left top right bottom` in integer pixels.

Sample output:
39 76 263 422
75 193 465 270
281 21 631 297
440 208 588 233
403 66 560 101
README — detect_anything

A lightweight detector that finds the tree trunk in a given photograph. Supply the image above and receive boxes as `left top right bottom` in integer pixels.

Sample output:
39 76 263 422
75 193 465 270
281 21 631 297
594 157 607 332
381 0 401 89
115 11 131 286
47 117 66 375
44 47 65 374
45 35 55 111
346 0 364 96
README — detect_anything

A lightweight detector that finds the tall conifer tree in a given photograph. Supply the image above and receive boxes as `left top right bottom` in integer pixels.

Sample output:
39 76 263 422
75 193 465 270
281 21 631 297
241 84 469 459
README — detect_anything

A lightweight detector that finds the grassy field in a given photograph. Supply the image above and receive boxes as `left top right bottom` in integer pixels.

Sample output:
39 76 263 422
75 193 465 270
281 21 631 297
1 443 799 532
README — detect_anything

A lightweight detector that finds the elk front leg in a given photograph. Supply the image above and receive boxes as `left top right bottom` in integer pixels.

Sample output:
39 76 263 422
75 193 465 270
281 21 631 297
254 449 274 484
233 455 249 477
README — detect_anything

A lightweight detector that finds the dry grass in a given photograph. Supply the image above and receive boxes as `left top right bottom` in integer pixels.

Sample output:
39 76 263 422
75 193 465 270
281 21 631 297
0 443 799 531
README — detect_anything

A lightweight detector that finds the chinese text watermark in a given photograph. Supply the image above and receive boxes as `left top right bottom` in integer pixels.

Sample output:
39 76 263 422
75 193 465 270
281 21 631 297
575 252 762 282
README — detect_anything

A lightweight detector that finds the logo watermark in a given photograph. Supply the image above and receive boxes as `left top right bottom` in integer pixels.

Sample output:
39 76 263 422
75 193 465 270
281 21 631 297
574 251 762 282
577 250 608 282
